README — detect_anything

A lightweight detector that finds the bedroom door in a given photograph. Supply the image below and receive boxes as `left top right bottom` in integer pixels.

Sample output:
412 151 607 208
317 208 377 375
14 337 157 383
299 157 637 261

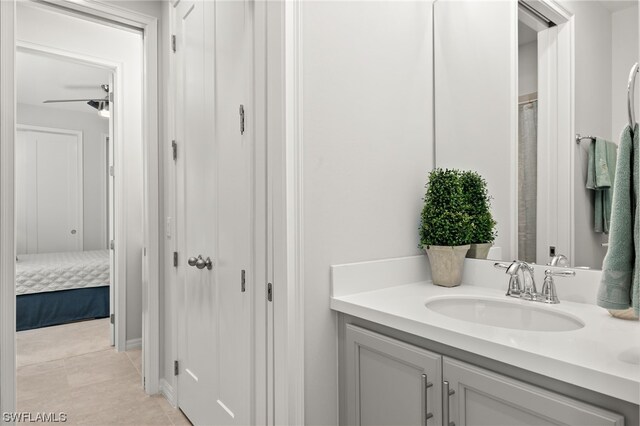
15 126 83 254
175 0 252 424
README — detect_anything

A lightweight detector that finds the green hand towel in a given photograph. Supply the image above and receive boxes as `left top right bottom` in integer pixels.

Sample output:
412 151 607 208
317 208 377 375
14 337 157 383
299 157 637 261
597 124 639 315
586 138 617 233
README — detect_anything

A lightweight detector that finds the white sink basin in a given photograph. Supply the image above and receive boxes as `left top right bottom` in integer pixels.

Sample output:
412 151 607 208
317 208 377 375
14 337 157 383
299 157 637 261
425 297 585 332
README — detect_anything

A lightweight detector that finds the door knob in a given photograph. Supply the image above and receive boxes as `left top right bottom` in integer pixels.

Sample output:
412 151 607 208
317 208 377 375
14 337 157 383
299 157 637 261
188 255 213 270
195 257 206 269
196 256 213 270
71 229 77 235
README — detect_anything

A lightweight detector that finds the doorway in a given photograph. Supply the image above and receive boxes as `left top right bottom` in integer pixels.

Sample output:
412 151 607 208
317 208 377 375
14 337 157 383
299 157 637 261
0 0 161 416
14 50 118 412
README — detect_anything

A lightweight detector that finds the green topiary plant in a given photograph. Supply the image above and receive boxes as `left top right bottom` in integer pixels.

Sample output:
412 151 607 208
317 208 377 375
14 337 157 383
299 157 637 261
419 169 473 247
460 171 497 244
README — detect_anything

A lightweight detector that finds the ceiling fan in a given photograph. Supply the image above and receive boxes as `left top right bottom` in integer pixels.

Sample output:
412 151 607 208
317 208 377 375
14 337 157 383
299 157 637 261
43 84 110 118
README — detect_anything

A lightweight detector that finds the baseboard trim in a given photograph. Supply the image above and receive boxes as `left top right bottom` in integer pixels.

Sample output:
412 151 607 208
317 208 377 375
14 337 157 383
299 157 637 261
125 337 142 351
160 378 177 407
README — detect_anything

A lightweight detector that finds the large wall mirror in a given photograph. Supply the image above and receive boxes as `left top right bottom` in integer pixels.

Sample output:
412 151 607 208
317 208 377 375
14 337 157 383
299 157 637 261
434 0 638 270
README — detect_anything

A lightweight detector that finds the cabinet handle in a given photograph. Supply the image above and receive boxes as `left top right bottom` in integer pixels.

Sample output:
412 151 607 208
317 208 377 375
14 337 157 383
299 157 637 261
443 380 455 426
421 374 433 425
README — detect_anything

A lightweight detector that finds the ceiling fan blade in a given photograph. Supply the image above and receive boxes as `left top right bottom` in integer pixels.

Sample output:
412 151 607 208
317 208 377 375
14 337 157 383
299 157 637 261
63 84 104 90
43 99 103 103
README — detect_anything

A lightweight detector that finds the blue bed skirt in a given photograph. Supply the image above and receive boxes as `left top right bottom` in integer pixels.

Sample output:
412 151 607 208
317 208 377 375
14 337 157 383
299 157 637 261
16 286 109 331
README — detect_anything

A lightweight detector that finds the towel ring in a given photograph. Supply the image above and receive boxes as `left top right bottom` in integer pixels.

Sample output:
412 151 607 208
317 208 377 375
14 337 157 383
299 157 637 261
627 62 639 128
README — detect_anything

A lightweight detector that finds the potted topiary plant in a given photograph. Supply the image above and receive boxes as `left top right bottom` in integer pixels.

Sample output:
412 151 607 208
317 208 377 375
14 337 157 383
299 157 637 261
461 171 497 259
419 169 473 287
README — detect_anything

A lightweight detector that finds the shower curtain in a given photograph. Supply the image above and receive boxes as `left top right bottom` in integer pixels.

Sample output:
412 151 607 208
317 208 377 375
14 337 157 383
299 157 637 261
518 101 538 263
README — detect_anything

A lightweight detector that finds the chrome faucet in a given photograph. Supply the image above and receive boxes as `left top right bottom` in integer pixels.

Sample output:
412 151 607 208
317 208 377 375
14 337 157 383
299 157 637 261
548 254 568 266
494 261 533 298
495 261 576 304
494 261 536 299
504 261 522 297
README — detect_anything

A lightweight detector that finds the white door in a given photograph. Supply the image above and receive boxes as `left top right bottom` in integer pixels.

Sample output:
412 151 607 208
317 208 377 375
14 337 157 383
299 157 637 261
15 127 83 254
175 1 252 424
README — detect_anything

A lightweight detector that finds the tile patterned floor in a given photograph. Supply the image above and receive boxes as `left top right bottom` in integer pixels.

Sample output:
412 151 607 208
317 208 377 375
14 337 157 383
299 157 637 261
17 319 191 425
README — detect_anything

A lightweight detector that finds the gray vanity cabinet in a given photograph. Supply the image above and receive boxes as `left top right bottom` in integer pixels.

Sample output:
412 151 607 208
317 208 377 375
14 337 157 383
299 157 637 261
443 358 624 426
344 324 624 426
345 324 443 425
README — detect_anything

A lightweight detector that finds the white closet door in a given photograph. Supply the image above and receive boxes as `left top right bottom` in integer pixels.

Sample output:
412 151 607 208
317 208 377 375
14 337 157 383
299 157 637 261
16 127 83 254
175 0 253 424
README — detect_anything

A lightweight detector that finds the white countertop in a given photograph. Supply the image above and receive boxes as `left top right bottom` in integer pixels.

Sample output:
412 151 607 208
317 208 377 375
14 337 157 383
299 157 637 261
330 257 640 405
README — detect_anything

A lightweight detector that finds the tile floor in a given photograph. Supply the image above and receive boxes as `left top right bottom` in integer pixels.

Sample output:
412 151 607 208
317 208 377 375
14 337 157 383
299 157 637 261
17 319 190 425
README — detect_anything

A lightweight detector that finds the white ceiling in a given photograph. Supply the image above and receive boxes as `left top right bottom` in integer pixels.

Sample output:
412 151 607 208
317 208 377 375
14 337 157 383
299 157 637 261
519 0 636 45
599 0 637 13
17 50 111 114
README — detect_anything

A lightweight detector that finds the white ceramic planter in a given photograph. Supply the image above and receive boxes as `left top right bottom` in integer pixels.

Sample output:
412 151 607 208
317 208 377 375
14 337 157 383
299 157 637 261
424 245 470 287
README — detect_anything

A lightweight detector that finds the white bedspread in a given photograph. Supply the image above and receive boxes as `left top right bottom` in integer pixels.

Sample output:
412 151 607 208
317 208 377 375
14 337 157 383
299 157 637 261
16 250 110 295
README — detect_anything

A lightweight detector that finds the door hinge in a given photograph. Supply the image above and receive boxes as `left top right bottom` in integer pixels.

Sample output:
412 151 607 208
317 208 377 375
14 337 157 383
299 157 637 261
174 360 179 376
241 270 246 293
172 140 177 161
110 240 114 250
109 165 114 177
267 282 273 302
110 314 115 324
239 104 245 135
171 35 176 53
143 247 147 256
173 252 178 268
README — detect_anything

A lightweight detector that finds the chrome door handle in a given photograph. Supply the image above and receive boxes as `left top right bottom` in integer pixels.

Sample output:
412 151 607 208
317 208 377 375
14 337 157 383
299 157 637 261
188 255 213 270
195 257 206 269
443 380 455 426
421 374 433 425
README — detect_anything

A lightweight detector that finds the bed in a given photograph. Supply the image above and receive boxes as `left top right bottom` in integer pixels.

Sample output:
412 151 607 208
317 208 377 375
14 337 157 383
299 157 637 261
16 250 110 331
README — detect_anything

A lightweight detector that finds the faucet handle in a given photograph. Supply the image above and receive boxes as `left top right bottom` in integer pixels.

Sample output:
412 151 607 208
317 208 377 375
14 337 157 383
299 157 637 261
494 262 522 297
539 269 575 304
494 262 511 270
547 269 576 278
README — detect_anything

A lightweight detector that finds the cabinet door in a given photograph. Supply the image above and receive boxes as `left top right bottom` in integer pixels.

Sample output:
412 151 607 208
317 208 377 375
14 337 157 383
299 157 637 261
345 325 442 426
443 357 624 426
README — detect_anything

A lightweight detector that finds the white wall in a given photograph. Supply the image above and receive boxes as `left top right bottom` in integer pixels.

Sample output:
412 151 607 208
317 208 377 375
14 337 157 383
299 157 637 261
434 0 517 259
103 0 169 390
301 1 433 423
116 0 174 398
611 5 639 140
17 103 108 251
17 3 144 342
519 41 538 96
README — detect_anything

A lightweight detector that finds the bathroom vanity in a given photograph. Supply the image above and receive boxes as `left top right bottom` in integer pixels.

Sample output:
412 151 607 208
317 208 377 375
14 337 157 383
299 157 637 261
332 256 640 425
